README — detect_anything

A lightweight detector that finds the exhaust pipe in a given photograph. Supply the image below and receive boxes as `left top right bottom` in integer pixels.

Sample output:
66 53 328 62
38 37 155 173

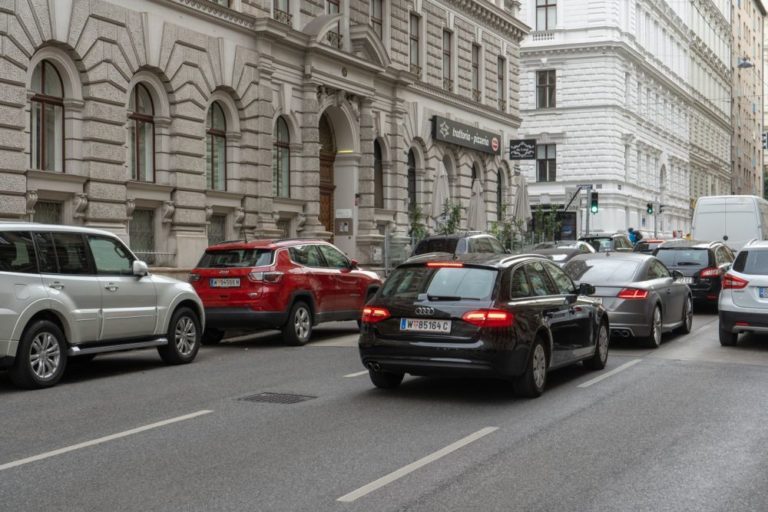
367 362 381 372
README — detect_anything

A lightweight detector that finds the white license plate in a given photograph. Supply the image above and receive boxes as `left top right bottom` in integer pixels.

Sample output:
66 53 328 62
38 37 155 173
760 288 768 298
677 277 693 285
210 278 240 288
400 318 452 334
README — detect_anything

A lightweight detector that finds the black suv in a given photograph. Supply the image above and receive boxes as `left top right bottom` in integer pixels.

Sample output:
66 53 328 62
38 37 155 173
411 234 506 257
359 255 609 398
653 240 734 305
579 233 634 252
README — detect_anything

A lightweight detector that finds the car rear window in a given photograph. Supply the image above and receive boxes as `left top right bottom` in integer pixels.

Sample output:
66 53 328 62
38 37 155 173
413 239 459 255
655 248 709 267
197 249 273 268
564 258 640 284
381 266 497 300
733 250 768 275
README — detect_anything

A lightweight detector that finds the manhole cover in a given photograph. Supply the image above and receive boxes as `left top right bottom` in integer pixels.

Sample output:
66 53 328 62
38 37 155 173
238 392 316 404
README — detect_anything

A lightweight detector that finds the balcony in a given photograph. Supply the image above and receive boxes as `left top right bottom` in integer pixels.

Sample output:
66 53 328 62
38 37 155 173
273 9 292 26
443 78 453 91
532 30 555 41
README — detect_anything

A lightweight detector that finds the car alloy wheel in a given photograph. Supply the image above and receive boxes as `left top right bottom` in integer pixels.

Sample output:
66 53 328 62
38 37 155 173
294 306 311 342
532 344 546 390
30 332 61 380
175 316 197 357
597 323 609 364
649 306 662 347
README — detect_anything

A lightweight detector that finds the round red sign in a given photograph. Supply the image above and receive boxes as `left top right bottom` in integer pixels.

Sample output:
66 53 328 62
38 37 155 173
491 137 499 152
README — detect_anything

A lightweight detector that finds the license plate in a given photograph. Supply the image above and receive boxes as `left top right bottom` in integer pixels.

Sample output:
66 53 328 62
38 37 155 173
210 278 240 288
677 277 693 285
400 318 452 334
760 288 768 298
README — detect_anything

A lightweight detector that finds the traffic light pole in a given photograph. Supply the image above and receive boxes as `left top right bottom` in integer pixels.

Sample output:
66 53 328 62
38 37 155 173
585 191 591 236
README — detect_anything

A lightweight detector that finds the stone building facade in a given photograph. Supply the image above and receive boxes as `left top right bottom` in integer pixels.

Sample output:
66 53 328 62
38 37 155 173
518 0 733 238
0 0 527 268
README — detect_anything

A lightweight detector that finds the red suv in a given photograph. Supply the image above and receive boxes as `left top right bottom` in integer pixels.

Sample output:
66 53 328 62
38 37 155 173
189 239 381 345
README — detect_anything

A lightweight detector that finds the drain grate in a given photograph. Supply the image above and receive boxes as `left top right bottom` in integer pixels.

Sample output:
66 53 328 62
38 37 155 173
238 392 316 404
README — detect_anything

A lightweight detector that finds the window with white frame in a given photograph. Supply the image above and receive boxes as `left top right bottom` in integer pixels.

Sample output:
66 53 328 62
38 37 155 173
409 14 421 75
536 70 556 109
370 0 383 38
536 144 556 182
536 0 556 31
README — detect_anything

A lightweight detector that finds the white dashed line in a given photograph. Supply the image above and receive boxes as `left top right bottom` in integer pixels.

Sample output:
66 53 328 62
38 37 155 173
344 370 369 378
578 359 642 388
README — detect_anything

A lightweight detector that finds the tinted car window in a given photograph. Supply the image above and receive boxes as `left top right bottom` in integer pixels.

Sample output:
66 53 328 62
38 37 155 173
647 260 670 279
525 261 557 296
734 249 768 275
318 245 349 269
414 238 459 255
0 231 37 274
381 266 497 300
33 232 58 273
289 245 324 267
487 237 505 254
197 249 273 268
509 267 531 298
87 236 133 275
655 249 709 267
543 261 576 295
564 258 641 284
52 232 93 275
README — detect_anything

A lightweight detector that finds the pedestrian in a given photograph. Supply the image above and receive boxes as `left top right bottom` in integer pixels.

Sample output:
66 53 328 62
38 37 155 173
635 230 644 242
628 227 637 244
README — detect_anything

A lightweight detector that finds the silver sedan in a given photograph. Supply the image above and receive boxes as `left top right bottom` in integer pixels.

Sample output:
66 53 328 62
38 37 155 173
563 253 693 347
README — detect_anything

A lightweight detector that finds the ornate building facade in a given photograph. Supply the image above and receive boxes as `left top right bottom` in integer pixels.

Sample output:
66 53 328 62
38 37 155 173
0 0 527 268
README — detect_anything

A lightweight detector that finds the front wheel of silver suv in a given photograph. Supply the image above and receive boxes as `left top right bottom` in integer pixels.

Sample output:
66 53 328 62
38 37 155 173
10 320 68 389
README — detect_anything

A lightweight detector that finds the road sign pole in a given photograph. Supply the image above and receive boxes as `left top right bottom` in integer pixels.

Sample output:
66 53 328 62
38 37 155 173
585 189 590 236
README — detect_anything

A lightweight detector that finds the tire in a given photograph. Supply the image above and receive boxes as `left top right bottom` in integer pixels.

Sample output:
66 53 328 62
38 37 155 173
9 320 68 389
369 369 404 389
513 337 548 398
282 301 312 346
201 328 225 346
678 296 693 335
158 307 201 365
644 305 663 348
584 321 609 371
719 326 738 346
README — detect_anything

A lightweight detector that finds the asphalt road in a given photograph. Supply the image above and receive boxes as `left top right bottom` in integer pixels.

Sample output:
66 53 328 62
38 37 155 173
2 310 768 512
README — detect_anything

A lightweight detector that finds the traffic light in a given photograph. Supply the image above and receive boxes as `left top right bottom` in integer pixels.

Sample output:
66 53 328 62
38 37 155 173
659 204 666 214
646 202 654 215
590 192 599 214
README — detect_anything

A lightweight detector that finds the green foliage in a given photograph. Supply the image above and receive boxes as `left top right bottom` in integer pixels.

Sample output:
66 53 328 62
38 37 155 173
408 205 428 243
436 200 463 235
532 205 561 241
489 204 527 250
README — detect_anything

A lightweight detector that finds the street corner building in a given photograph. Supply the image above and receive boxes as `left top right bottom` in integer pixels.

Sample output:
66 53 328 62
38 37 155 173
0 0 529 271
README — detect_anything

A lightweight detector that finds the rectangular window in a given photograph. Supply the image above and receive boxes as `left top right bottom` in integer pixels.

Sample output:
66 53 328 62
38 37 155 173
34 201 62 224
273 0 291 25
370 0 383 38
536 144 556 182
536 0 556 31
0 231 37 274
536 70 556 108
409 14 420 74
471 44 480 101
326 0 341 47
497 56 506 111
442 30 452 90
208 214 227 247
129 209 155 264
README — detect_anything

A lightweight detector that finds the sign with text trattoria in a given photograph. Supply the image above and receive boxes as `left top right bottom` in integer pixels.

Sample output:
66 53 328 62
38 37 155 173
432 116 501 155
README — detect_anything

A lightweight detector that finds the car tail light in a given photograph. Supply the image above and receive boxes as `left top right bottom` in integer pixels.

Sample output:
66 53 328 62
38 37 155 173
361 306 391 323
699 267 721 278
617 288 649 299
461 309 515 328
722 273 748 290
188 273 200 283
248 271 283 283
426 262 464 268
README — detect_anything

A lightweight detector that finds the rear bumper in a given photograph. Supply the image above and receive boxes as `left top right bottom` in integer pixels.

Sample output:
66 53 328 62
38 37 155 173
690 281 721 302
204 307 289 330
719 310 768 333
604 311 650 338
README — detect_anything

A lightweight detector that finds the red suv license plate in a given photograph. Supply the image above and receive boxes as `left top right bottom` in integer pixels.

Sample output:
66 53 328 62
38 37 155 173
210 278 240 288
400 318 451 334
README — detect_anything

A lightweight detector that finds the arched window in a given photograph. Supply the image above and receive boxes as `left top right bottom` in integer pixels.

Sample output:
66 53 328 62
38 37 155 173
128 84 155 182
374 139 384 208
407 149 417 211
30 60 64 172
496 170 504 221
273 116 290 197
206 102 226 191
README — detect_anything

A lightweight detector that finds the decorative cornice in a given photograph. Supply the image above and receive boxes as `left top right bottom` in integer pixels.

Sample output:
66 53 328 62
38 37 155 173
442 0 529 42
169 0 257 30
410 81 522 127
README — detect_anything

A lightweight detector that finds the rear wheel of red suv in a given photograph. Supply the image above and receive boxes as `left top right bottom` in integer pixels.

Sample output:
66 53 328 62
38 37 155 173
283 301 313 346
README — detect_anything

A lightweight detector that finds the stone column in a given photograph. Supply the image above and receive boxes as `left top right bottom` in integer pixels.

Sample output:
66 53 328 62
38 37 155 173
355 97 383 263
387 96 411 262
297 83 326 237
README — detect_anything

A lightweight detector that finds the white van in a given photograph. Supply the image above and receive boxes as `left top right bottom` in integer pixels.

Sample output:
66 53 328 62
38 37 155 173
691 195 768 250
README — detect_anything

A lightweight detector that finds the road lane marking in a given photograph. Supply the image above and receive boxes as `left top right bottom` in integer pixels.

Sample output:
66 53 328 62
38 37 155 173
344 370 368 378
0 410 213 472
578 359 642 388
337 426 498 503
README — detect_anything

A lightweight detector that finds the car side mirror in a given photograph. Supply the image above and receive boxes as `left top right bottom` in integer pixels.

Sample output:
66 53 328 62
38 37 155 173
578 283 596 296
349 258 359 269
671 270 684 280
133 260 149 277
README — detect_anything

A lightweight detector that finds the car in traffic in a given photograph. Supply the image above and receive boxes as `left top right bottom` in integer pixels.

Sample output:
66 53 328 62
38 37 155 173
531 241 596 266
633 239 667 254
564 253 692 347
359 254 609 398
0 225 204 389
411 233 506 257
718 240 768 346
579 232 634 253
692 195 768 250
653 240 734 307
190 239 381 346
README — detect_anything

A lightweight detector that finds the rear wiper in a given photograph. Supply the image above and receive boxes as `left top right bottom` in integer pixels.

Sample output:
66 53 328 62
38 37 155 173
427 294 462 301
676 262 701 266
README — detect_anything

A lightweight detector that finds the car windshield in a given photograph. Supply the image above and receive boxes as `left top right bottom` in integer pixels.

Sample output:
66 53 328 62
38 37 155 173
413 239 459 255
564 258 640 284
197 249 273 268
381 266 497 300
655 249 709 267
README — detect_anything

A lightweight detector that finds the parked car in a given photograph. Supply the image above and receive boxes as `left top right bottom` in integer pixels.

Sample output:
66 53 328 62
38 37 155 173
579 233 634 253
534 241 596 253
633 239 668 254
411 233 506 257
718 240 768 346
692 195 768 250
564 253 692 347
532 241 596 266
359 254 609 398
0 225 204 389
190 239 381 346
652 240 734 307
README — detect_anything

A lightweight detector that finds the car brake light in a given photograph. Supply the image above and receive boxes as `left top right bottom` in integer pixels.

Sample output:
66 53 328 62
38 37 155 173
248 271 283 283
426 262 464 268
461 309 515 328
722 273 748 290
699 267 721 278
617 288 649 299
188 273 200 283
361 306 391 323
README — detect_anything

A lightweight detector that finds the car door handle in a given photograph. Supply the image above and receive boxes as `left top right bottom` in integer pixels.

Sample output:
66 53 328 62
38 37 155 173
49 282 64 290
105 284 119 292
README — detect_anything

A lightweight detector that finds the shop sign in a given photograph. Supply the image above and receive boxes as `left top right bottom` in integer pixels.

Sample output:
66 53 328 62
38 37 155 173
508 139 537 160
432 116 501 155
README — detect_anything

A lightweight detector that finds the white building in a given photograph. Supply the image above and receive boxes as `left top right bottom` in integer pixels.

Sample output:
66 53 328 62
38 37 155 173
517 0 732 239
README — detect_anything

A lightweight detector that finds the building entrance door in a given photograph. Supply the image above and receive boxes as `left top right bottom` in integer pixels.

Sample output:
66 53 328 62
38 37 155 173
319 112 336 234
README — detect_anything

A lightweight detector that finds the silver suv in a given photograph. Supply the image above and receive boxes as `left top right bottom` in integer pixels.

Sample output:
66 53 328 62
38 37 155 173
719 240 768 346
0 224 204 389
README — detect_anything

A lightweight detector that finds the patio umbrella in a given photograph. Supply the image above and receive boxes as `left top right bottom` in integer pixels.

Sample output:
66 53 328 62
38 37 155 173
512 174 532 230
467 178 486 231
431 162 451 222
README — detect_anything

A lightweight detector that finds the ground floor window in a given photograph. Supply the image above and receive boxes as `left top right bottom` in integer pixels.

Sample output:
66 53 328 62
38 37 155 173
130 208 156 264
34 201 62 224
